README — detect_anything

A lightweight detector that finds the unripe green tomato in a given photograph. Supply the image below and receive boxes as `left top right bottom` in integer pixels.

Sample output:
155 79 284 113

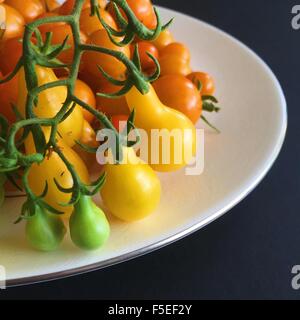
26 205 66 252
69 196 110 251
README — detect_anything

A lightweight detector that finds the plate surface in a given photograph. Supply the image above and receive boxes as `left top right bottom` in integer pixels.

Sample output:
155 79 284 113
0 6 287 286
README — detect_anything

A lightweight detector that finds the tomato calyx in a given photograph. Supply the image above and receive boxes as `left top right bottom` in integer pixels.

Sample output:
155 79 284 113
192 77 221 132
97 1 173 47
96 44 160 99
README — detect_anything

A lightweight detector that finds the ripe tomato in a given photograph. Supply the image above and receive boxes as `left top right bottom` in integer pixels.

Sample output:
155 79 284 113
73 79 96 123
25 133 90 217
96 81 129 117
83 29 130 83
37 12 66 37
5 0 44 23
111 114 128 132
0 37 23 76
80 7 116 37
159 42 191 76
51 24 87 65
41 0 64 12
73 119 99 169
59 0 107 15
0 4 25 41
0 71 18 123
108 0 156 30
151 29 174 51
159 55 192 77
101 147 161 222
153 75 202 124
135 41 159 71
187 72 216 96
18 66 84 147
160 42 190 62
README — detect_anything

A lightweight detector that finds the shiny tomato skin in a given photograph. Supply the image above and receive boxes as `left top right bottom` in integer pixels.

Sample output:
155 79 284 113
26 134 90 218
160 42 190 62
111 114 129 132
158 42 191 77
96 81 129 117
159 55 192 77
73 79 96 123
5 0 45 23
151 29 174 51
51 24 88 65
1 4 25 41
187 72 216 96
101 147 161 222
108 0 156 30
135 41 159 70
59 0 107 15
41 0 63 12
80 7 116 37
0 37 23 76
73 119 99 169
83 29 130 84
153 74 202 124
37 12 66 37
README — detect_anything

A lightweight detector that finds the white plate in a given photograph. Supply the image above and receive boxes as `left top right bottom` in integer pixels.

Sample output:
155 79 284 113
0 6 287 286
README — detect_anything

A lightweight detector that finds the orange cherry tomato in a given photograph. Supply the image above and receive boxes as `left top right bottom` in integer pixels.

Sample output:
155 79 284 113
159 55 192 77
0 71 18 123
83 29 130 84
51 24 87 65
37 12 66 37
111 114 129 132
135 41 159 71
41 0 64 12
96 81 129 117
0 37 23 76
187 72 216 96
108 0 156 29
153 75 202 124
0 4 25 41
5 0 45 23
59 0 107 15
80 7 116 37
73 119 99 169
158 42 191 76
151 29 174 51
73 79 96 123
160 42 191 62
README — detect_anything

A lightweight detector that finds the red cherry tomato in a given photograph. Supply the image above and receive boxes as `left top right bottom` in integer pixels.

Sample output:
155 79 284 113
0 71 18 123
111 114 129 132
135 41 159 71
0 38 23 76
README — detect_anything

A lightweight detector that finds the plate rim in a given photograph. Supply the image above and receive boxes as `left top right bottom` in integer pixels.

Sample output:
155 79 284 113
6 6 288 287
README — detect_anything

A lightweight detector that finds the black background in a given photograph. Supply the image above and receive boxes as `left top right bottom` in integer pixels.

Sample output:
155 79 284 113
1 0 299 300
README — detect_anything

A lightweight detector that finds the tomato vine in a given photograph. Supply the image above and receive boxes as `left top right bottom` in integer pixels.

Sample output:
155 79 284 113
0 0 171 217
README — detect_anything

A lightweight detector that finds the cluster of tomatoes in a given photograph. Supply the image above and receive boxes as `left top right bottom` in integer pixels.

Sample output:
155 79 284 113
0 0 218 251
0 0 216 131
